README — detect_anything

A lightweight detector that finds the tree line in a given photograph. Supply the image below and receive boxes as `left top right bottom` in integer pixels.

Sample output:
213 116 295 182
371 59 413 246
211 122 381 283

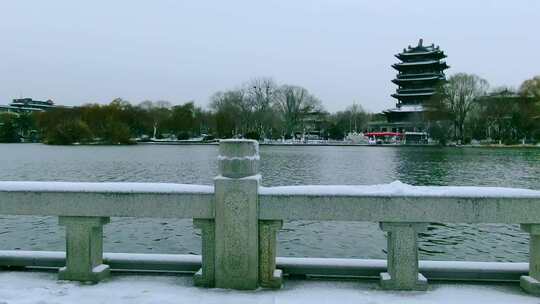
0 78 370 144
426 74 540 145
1 75 539 145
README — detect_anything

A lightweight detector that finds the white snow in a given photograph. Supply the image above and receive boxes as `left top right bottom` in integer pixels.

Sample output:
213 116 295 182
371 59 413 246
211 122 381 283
219 139 258 143
387 105 425 112
393 92 435 96
219 138 260 155
395 76 441 82
217 155 260 161
1 180 539 199
395 60 439 66
277 256 528 273
216 174 262 181
399 50 439 56
0 271 536 304
259 181 540 198
0 181 214 194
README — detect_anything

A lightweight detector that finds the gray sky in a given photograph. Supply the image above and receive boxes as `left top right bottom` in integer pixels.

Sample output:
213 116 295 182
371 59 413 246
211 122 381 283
1 1 539 113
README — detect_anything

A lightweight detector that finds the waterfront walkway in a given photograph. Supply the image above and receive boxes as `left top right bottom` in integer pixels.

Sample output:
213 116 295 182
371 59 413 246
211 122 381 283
0 271 536 304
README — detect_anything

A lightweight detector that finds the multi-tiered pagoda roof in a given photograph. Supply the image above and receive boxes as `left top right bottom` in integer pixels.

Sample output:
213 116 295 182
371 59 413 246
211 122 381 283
368 39 449 136
382 39 449 124
390 39 449 108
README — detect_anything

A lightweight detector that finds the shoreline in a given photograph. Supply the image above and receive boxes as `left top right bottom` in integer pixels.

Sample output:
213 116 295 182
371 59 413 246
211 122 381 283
2 141 539 148
136 141 540 148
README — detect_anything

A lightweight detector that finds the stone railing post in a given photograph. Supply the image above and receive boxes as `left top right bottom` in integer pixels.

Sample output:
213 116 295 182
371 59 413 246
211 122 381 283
520 224 540 295
379 222 428 291
214 139 260 290
58 216 110 282
259 220 283 288
193 218 215 287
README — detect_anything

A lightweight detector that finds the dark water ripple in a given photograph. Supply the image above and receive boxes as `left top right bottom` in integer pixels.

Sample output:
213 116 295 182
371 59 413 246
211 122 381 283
0 144 539 262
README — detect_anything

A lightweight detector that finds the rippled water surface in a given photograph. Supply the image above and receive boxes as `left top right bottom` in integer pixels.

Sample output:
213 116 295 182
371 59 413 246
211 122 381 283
0 144 539 261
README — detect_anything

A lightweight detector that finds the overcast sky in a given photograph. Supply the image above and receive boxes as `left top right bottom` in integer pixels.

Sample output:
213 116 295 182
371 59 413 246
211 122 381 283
1 1 539 113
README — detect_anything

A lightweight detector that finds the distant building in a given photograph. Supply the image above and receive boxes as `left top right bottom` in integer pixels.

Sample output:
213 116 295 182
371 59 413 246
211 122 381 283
295 111 327 140
0 98 67 114
369 39 449 143
475 89 539 142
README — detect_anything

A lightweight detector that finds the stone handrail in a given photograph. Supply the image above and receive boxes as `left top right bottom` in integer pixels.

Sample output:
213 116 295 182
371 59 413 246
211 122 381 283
1 139 540 294
0 182 213 218
259 188 540 223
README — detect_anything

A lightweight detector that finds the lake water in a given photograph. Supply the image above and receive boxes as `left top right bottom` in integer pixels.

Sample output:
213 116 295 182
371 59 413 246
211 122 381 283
0 143 539 262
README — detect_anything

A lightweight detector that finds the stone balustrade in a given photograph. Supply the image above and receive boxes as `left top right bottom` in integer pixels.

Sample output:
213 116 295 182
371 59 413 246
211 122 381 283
1 139 540 294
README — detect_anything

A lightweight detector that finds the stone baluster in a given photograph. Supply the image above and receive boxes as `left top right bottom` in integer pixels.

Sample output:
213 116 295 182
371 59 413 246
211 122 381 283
214 139 260 290
520 224 540 295
58 216 110 282
379 222 428 290
259 220 283 288
193 218 215 287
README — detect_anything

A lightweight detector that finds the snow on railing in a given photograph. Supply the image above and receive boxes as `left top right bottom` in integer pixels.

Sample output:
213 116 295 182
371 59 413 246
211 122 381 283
0 181 214 193
1 139 540 294
259 181 540 198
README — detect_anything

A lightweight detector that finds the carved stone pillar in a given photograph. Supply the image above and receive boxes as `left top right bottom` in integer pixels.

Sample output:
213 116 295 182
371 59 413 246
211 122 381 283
58 216 110 282
193 219 215 287
259 220 283 288
379 222 428 291
214 139 260 290
521 224 540 295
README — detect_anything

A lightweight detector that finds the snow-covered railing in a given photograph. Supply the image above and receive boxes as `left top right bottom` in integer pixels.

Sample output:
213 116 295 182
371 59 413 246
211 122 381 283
1 139 540 295
258 183 540 293
0 250 529 282
0 182 213 218
259 182 540 223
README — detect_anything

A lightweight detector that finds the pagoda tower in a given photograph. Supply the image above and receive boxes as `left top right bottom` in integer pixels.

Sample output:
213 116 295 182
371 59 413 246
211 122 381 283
383 39 449 132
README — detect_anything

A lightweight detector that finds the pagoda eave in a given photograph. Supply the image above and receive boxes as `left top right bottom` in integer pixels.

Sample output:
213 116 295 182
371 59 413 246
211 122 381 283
391 92 435 100
393 61 448 68
392 76 443 84
392 92 435 97
384 105 425 114
395 53 447 61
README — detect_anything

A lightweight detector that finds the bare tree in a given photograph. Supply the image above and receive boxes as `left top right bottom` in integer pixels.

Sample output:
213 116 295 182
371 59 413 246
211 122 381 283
444 73 489 141
346 103 367 132
209 90 248 137
244 77 278 138
275 85 322 137
246 78 277 111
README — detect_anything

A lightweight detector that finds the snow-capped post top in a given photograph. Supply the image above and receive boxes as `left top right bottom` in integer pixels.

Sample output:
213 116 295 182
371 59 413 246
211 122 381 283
218 139 259 178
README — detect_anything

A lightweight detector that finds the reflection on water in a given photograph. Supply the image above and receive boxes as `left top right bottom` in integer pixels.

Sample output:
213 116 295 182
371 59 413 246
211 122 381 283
0 144 539 261
396 147 453 186
261 146 399 186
